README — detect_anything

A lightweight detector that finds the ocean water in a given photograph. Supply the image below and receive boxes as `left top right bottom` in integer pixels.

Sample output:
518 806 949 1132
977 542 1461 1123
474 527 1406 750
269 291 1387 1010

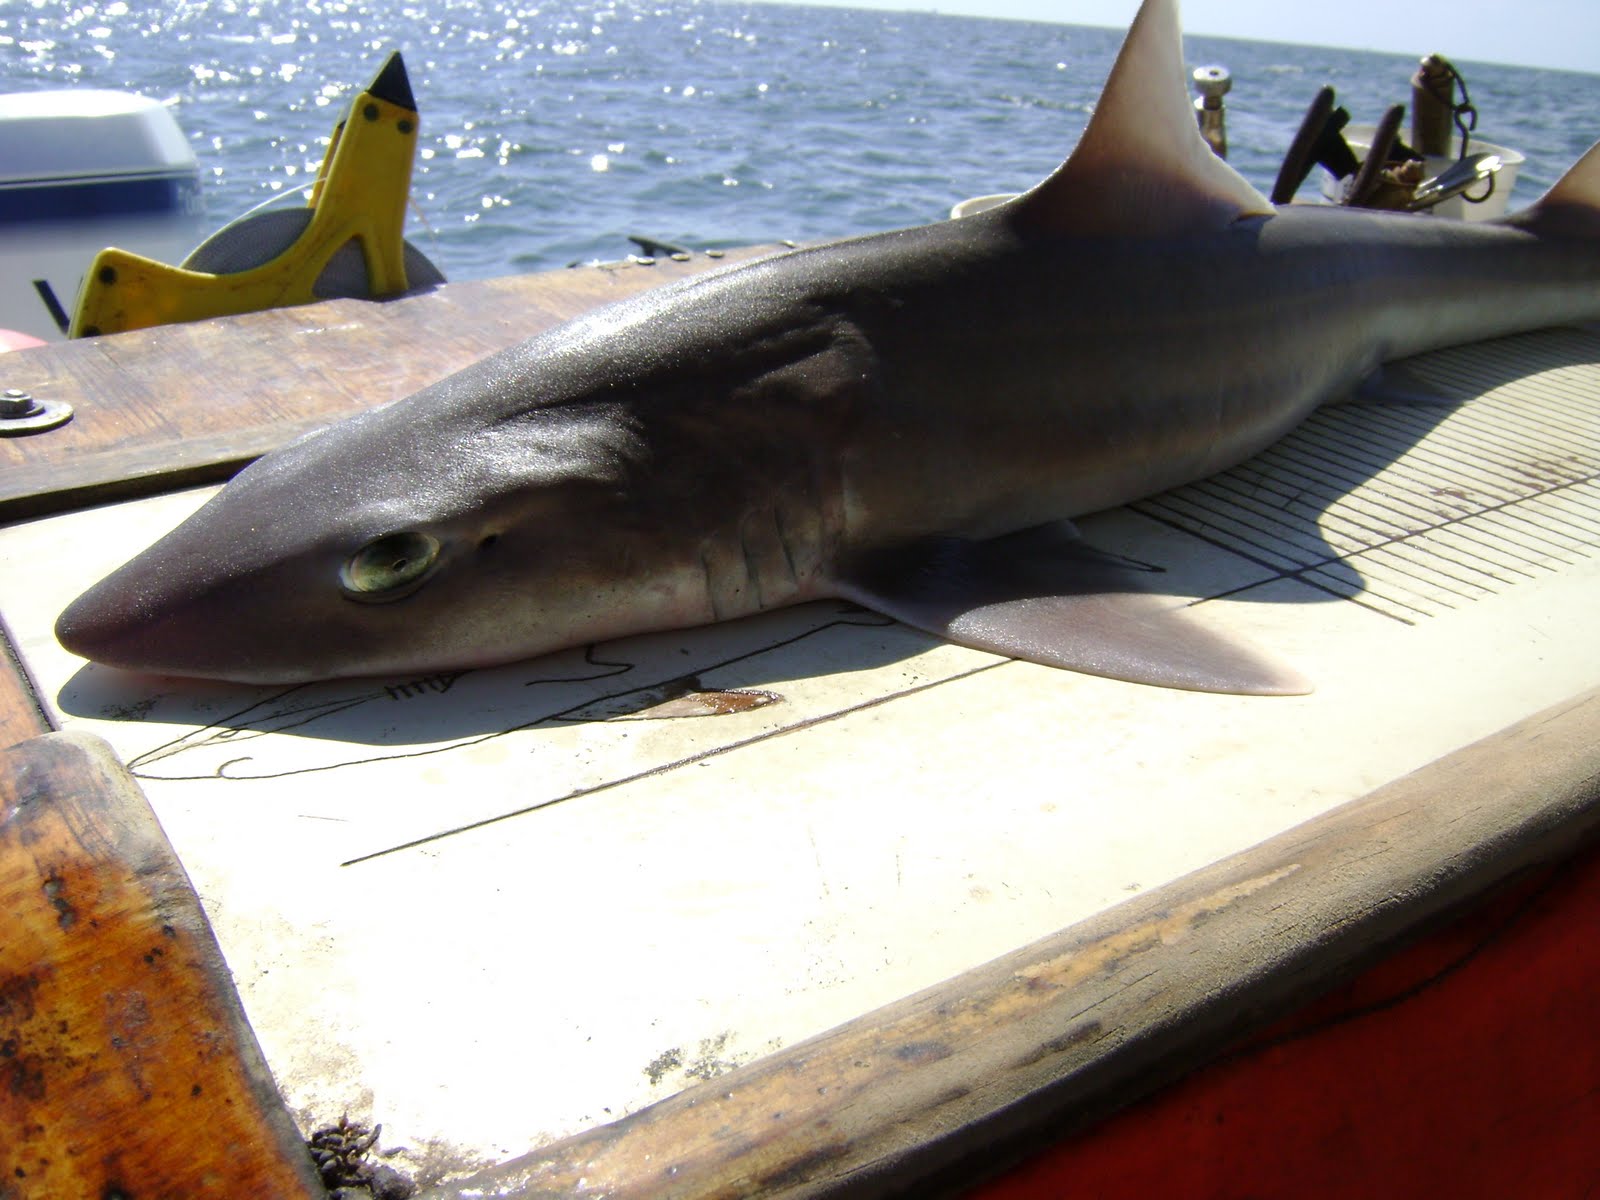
4 0 1599 281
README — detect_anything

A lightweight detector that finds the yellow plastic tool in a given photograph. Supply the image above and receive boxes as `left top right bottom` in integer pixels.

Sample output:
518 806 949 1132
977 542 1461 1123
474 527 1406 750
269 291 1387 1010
71 53 430 338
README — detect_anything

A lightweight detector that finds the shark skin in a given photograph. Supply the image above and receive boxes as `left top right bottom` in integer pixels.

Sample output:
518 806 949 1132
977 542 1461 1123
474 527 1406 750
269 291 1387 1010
56 0 1600 694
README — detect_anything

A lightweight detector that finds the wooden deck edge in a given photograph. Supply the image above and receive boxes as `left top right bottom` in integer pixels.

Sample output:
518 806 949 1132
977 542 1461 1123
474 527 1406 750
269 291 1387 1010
0 730 326 1197
0 415 326 524
0 614 52 748
421 686 1600 1199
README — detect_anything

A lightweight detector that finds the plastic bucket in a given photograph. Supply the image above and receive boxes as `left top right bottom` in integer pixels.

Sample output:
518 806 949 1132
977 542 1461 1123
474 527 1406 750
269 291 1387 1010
1322 125 1524 220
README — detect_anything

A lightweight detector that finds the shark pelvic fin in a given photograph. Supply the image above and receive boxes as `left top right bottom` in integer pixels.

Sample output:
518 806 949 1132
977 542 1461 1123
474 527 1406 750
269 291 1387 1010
1505 138 1600 240
1351 359 1462 406
1010 0 1273 238
838 523 1311 696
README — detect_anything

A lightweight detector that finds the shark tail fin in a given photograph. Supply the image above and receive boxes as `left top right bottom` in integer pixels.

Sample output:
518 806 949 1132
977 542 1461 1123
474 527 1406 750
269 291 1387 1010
1504 137 1600 239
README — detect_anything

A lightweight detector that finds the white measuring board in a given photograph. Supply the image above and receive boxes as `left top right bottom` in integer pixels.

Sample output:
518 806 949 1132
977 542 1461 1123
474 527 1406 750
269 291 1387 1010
1 326 1595 1185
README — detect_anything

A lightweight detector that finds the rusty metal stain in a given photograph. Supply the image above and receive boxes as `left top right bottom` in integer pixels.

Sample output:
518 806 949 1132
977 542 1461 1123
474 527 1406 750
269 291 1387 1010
592 674 785 722
625 689 783 720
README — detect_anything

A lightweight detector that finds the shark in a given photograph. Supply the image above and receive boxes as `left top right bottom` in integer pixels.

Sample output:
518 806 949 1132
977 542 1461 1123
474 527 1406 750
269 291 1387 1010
56 0 1600 694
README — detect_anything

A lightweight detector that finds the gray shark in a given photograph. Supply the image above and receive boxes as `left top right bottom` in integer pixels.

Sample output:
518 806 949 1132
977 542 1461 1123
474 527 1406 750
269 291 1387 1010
56 0 1600 694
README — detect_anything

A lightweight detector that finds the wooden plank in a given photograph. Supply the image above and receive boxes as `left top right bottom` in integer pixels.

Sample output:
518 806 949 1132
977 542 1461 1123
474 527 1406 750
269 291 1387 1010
970 842 1600 1198
420 687 1600 1199
0 619 50 748
0 246 779 521
0 730 323 1198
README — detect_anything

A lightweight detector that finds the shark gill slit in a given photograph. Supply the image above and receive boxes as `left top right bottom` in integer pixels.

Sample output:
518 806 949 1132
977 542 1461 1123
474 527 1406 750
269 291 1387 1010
772 503 801 592
739 521 765 611
698 548 725 622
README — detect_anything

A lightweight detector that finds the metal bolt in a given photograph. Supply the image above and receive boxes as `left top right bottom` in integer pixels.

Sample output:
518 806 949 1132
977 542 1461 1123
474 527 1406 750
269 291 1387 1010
0 387 73 436
1192 65 1231 103
1192 66 1231 159
1 388 39 419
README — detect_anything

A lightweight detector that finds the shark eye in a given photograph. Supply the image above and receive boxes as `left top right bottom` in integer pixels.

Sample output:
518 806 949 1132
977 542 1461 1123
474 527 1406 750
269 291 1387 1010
340 532 441 601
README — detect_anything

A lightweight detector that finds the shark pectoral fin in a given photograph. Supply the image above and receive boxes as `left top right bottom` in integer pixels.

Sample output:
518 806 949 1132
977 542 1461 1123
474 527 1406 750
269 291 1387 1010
948 591 1312 696
838 527 1311 696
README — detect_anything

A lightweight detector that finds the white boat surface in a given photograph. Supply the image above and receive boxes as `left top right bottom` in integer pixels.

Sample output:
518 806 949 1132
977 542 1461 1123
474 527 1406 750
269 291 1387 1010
0 88 206 342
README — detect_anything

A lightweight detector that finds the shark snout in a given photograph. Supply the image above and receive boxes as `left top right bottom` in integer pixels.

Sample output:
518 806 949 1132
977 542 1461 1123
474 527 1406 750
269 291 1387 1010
55 535 462 684
55 575 288 682
55 576 168 674
54 546 259 679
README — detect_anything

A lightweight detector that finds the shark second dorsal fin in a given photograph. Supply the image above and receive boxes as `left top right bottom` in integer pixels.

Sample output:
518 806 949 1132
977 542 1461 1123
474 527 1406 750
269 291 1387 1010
1012 0 1273 238
1506 138 1600 240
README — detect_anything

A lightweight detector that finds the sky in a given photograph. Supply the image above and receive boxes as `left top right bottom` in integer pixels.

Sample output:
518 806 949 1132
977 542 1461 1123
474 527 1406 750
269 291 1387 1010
755 0 1600 75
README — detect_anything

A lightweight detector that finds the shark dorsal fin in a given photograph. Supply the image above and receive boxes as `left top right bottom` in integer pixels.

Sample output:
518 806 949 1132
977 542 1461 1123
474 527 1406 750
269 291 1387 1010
1507 137 1600 240
1012 0 1273 238
1540 137 1600 209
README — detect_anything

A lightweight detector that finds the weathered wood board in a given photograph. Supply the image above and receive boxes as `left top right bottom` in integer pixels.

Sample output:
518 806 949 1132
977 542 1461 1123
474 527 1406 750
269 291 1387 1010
0 731 324 1198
